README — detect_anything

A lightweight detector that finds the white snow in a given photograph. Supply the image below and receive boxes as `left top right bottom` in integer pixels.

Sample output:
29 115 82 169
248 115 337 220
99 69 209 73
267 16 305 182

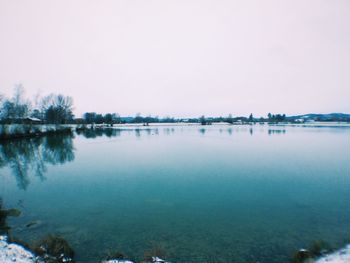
5 232 348 263
0 236 37 263
315 245 350 263
103 257 171 263
104 260 134 263
151 257 167 262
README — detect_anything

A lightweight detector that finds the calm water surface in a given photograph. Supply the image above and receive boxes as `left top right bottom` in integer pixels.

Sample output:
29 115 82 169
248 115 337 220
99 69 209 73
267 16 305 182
1 125 350 262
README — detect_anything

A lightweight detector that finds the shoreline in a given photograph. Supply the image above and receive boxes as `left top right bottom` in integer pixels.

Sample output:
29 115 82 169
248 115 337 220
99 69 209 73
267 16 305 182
1 121 350 141
1 235 350 263
0 235 169 263
0 124 76 141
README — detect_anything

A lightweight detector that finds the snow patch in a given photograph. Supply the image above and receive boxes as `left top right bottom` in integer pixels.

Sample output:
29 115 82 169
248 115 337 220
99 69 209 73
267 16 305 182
315 245 350 263
103 257 171 263
0 236 37 263
104 260 134 263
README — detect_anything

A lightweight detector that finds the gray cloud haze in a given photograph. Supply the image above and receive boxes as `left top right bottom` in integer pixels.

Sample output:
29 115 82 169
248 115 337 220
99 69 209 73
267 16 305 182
0 0 349 117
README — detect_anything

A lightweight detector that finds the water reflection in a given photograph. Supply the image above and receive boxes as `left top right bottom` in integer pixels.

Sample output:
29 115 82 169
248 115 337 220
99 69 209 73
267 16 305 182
164 128 175 135
0 198 21 235
0 134 75 190
134 128 160 137
76 128 121 138
75 126 289 139
76 127 164 139
134 128 161 137
135 128 141 138
268 129 286 135
0 126 291 191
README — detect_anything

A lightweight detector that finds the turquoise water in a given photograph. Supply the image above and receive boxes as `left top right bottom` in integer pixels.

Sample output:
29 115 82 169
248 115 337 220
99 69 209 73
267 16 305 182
1 125 350 262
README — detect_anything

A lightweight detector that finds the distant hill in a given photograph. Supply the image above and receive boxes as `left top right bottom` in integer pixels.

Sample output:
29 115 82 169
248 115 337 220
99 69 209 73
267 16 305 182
287 113 350 122
115 113 350 124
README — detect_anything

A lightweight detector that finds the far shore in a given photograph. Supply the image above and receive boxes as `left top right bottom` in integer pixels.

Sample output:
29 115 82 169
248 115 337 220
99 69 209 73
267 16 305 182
1 234 349 263
109 121 350 127
1 121 350 141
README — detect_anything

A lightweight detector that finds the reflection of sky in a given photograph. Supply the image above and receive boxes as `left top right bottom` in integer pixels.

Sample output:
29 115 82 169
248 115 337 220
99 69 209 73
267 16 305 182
2 125 348 189
1 126 350 262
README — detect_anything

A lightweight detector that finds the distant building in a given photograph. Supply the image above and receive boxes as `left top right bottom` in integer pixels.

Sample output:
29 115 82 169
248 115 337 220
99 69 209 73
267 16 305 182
22 117 42 124
1 117 43 124
305 119 316 123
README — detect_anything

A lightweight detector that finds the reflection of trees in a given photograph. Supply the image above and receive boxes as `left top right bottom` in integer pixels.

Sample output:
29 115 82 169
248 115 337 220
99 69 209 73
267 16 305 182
135 128 160 137
199 128 206 135
135 129 141 137
42 135 75 165
268 129 286 135
76 127 162 139
163 128 175 135
76 128 121 139
0 134 75 190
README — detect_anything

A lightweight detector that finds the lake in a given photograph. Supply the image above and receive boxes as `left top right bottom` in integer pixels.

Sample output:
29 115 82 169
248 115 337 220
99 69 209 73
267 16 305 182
1 124 350 263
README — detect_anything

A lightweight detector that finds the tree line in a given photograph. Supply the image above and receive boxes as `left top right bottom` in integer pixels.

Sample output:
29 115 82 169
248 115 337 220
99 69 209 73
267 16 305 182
81 113 179 124
1 85 291 125
0 85 74 124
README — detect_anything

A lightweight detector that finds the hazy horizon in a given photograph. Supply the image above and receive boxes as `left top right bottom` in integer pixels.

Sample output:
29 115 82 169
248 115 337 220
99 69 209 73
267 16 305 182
1 0 349 118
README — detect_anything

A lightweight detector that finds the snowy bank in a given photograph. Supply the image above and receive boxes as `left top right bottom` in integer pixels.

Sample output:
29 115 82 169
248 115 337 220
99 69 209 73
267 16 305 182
5 231 348 263
0 236 170 263
0 124 75 139
0 236 38 263
315 245 350 263
104 257 171 263
104 260 134 263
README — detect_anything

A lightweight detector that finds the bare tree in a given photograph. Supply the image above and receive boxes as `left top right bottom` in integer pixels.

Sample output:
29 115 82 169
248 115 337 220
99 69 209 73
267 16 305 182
41 94 74 124
0 84 31 120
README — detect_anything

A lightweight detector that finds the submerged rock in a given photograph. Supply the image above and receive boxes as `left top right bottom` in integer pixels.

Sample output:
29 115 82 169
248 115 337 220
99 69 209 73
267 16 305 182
33 234 74 263
309 240 332 257
0 201 22 235
4 208 21 217
290 248 313 263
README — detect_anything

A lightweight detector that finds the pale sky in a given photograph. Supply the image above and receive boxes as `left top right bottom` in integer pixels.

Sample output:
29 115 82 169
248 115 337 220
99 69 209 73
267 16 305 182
0 0 349 118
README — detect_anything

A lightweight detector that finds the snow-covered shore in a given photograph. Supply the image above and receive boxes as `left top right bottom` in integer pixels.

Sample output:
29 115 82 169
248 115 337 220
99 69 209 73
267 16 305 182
0 124 75 140
0 235 171 263
315 245 350 263
0 236 38 263
1 234 349 263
